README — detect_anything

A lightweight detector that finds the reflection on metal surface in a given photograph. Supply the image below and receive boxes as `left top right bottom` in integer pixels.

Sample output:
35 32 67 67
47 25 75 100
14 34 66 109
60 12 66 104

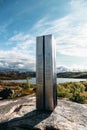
36 34 57 111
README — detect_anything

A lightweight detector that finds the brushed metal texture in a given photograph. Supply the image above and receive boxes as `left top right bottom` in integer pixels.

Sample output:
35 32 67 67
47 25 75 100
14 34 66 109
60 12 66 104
36 34 57 111
36 36 44 109
45 35 57 111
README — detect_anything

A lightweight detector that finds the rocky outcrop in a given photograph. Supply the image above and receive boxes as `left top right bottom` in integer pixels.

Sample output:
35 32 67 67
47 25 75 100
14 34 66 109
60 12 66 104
0 95 87 130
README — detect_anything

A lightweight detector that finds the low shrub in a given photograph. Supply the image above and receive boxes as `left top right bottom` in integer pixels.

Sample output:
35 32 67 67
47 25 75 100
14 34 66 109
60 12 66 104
57 84 72 98
8 93 17 99
70 93 86 104
57 82 87 103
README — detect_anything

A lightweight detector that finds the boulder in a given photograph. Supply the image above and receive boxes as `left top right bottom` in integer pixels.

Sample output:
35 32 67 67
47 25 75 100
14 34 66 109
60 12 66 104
0 88 14 99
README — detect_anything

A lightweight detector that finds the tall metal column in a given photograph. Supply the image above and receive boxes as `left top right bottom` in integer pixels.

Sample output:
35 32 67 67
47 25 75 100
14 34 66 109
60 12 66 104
36 34 57 111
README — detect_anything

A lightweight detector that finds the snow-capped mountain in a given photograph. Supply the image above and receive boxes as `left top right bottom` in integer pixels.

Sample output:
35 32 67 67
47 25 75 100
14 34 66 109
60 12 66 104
57 66 87 73
0 65 87 73
57 66 71 73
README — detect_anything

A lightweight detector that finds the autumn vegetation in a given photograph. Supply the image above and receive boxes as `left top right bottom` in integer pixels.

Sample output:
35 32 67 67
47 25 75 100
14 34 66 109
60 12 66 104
0 79 87 104
0 78 36 99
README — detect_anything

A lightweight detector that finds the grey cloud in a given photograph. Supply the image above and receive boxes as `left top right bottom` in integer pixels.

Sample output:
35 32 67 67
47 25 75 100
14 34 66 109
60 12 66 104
0 59 35 71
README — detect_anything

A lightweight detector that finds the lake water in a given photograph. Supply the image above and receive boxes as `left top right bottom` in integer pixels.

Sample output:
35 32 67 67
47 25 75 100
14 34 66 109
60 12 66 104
1 78 87 84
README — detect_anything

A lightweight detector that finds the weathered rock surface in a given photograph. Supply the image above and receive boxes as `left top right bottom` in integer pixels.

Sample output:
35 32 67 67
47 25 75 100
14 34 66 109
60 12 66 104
0 95 87 130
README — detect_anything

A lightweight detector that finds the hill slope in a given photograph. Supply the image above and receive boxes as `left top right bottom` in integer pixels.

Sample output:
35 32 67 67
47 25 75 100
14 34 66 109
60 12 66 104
57 72 87 78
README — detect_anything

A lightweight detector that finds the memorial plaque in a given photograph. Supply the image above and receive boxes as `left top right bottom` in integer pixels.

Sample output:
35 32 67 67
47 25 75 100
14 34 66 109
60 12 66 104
36 34 57 111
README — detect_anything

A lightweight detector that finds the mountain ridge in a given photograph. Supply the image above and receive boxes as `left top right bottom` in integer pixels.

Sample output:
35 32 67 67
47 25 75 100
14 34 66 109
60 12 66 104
0 65 87 73
57 66 87 73
0 66 87 80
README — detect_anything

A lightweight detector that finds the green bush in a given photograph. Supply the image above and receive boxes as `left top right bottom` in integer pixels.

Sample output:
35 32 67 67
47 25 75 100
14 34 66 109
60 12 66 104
15 86 21 90
57 84 72 98
70 93 86 104
8 93 17 99
26 77 30 90
57 82 86 103
69 82 85 94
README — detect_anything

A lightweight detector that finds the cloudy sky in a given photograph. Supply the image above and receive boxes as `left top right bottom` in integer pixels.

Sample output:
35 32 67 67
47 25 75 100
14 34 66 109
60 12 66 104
0 0 87 71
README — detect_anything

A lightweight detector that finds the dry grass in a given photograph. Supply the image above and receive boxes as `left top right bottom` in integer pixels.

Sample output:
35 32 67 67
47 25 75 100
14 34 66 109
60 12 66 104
81 92 87 98
0 81 35 99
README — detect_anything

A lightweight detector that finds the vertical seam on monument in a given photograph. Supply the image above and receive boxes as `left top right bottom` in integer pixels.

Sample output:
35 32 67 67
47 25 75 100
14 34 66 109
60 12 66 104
43 36 45 109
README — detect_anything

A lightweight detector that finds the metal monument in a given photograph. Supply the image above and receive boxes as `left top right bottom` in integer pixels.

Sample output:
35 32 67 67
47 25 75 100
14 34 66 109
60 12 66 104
36 34 57 111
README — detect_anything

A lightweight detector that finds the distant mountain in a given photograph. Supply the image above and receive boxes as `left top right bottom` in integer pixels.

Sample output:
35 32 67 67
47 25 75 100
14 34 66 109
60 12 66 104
57 66 87 73
0 67 30 73
57 66 70 73
0 65 87 73
0 66 87 79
